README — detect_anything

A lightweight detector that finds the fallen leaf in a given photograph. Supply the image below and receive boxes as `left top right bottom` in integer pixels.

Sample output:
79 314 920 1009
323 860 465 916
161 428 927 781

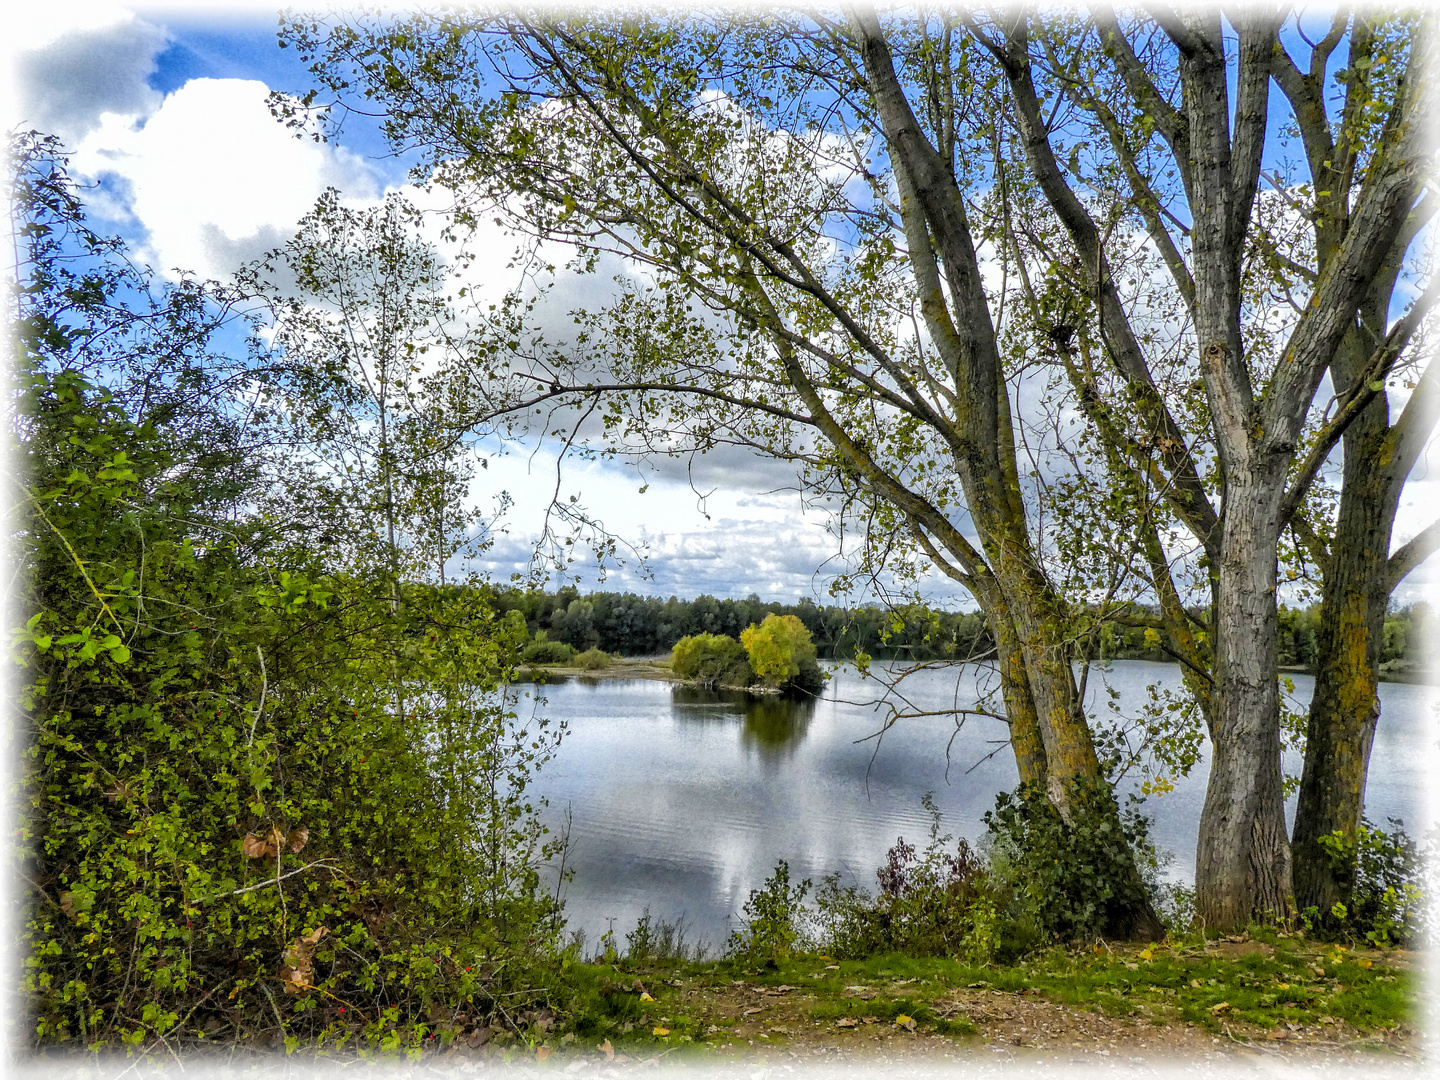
1357 958 1373 970
279 926 329 993
241 832 269 858
652 1026 670 1036
59 892 75 918
1269 1030 1289 1040
287 826 309 853
535 1046 552 1061
895 1014 917 1032
1209 1001 1231 1014
824 964 840 970
743 1007 765 1016
1314 966 1326 977
836 1018 858 1029
1124 962 1139 970
598 1039 614 1061
639 992 655 1002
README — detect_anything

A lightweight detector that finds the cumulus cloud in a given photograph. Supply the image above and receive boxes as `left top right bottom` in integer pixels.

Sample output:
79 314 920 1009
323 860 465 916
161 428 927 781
70 78 381 279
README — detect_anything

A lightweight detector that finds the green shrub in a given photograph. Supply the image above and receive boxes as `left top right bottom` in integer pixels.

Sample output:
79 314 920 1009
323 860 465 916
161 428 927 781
12 136 566 1053
670 633 753 688
521 631 577 665
815 795 1002 963
572 647 613 670
728 861 812 959
1317 818 1429 945
983 779 1163 942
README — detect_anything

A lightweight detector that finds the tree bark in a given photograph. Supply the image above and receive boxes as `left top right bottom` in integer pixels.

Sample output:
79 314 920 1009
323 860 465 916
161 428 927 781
1290 375 1399 914
1194 471 1294 927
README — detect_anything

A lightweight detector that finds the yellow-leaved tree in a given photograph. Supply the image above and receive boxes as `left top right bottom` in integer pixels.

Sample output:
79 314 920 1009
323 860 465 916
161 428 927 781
741 614 818 687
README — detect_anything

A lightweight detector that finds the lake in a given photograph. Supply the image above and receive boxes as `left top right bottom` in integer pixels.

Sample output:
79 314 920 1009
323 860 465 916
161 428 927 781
522 660 1434 950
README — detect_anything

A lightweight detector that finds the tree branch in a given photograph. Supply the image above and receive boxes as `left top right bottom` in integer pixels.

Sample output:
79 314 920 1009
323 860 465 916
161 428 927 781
1387 518 1440 592
1281 277 1440 524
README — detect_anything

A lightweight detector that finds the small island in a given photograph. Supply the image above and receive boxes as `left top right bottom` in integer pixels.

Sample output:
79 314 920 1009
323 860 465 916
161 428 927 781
517 613 826 696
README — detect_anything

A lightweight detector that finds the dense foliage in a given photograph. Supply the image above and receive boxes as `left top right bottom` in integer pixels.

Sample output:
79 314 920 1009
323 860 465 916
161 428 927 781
740 614 820 689
497 587 1426 676
10 134 566 1054
669 633 753 690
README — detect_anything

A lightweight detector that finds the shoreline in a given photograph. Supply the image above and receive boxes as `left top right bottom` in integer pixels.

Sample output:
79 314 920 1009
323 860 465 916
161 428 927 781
513 656 1440 688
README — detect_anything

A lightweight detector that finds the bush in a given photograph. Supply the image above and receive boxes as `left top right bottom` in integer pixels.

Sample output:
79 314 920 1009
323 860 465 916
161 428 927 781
670 633 753 688
12 135 566 1053
728 861 812 959
521 630 577 665
572 647 613 670
814 794 1006 963
983 779 1163 942
1316 818 1429 946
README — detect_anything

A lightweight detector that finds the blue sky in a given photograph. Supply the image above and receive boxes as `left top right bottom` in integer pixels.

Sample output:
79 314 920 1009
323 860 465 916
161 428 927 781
7 4 1437 609
6 3 869 604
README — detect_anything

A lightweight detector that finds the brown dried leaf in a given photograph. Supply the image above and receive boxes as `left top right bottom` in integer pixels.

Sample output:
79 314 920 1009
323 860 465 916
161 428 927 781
743 1006 765 1016
535 1046 551 1061
279 926 329 993
241 832 269 858
59 891 75 918
598 1039 614 1061
287 826 309 853
836 1018 858 1029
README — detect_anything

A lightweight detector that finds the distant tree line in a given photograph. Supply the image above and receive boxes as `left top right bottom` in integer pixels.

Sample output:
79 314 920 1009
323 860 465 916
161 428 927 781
492 588 1429 677
491 587 992 662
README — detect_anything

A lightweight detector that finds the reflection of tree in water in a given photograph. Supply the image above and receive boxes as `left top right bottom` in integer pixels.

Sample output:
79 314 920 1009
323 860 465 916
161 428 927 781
669 686 815 758
741 694 815 759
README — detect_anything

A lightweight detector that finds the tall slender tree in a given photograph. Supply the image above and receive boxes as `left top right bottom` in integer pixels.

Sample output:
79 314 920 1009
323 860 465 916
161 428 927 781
278 4 1435 931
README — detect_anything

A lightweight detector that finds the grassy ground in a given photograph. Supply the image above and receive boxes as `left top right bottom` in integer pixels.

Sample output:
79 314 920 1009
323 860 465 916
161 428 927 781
435 930 1421 1068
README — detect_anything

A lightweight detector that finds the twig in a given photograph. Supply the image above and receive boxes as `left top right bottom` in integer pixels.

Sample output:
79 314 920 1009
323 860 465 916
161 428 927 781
205 859 340 901
248 646 267 748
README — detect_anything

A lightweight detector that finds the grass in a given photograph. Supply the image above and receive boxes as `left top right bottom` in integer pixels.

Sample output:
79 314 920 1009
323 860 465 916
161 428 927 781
478 928 1416 1064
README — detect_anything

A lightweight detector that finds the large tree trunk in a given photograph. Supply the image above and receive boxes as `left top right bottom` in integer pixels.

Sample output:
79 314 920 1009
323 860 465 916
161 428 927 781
1195 475 1294 929
1290 393 1396 914
982 588 1049 788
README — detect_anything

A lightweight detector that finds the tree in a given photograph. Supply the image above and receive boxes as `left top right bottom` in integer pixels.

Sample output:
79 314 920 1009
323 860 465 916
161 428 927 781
968 6 1434 928
9 134 560 1049
278 10 1179 942
279 5 1435 931
240 189 487 589
741 613 818 687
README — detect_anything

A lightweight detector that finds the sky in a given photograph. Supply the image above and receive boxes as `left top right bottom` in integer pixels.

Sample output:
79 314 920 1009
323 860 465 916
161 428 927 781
6 2 1437 610
4 1 870 605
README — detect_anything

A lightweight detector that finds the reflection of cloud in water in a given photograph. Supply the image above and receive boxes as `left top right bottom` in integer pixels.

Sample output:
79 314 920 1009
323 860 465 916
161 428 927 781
670 686 815 759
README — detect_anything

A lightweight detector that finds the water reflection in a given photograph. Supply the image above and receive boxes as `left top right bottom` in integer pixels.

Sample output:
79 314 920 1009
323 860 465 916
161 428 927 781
669 686 816 759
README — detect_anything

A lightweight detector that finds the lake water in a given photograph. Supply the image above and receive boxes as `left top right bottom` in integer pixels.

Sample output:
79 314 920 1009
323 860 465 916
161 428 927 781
522 661 1435 950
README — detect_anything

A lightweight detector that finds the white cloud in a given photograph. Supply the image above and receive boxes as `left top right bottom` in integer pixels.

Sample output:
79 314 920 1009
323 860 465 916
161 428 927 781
70 77 381 278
